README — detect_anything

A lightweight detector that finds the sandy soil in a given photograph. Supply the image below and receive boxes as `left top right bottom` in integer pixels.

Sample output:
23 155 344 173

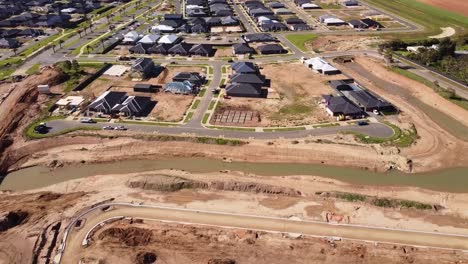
335 56 468 171
429 27 456 39
306 35 383 52
214 47 233 57
416 0 468 16
219 63 339 126
2 169 468 263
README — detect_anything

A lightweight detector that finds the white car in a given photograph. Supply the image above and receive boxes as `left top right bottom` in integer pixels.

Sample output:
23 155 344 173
80 117 95 123
373 109 380 115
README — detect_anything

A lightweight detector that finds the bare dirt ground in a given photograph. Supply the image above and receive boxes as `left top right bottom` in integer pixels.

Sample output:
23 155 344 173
218 63 339 126
214 47 233 57
416 0 468 16
306 35 383 52
2 169 468 263
335 56 468 171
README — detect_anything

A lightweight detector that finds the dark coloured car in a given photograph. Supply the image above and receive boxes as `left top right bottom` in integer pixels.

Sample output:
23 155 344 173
357 121 368 126
34 124 48 134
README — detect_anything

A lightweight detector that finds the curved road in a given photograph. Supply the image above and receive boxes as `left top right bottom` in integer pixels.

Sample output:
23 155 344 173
58 203 468 263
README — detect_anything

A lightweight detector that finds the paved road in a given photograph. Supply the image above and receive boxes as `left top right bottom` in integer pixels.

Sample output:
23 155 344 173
59 203 468 263
48 119 393 138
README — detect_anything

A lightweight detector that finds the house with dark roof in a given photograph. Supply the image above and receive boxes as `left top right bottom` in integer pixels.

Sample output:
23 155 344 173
344 90 394 112
322 95 364 118
190 44 213 56
243 33 276 42
206 17 222 26
260 21 288 32
186 8 206 17
173 72 205 86
329 80 354 91
191 23 209 33
0 38 20 48
257 43 285 54
230 73 265 84
268 2 285 9
231 61 257 73
168 42 192 56
233 43 254 55
348 19 366 29
18 28 44 37
342 0 359 6
164 14 183 20
129 43 147 54
285 17 304 24
111 95 153 117
88 91 127 114
226 83 263 98
221 16 239 26
361 18 383 29
131 57 155 79
148 43 172 54
290 23 310 31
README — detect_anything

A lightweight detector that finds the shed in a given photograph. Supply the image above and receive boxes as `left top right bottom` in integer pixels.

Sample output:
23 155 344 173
134 83 159 93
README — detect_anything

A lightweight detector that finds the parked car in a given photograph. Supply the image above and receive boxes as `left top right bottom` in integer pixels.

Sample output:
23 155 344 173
80 117 95 123
373 109 380 115
114 125 127 131
357 121 368 126
102 126 114 130
212 88 220 94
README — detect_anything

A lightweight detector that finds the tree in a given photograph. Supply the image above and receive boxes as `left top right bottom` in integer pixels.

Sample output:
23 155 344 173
383 49 394 66
86 45 92 54
77 29 83 37
58 39 64 48
12 47 18 55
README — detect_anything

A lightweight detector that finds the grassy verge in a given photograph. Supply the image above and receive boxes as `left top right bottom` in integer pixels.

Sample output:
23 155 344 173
24 116 101 139
285 33 318 52
366 0 468 39
25 63 41 75
208 100 217 110
390 66 468 110
191 99 201 110
321 191 433 210
206 126 256 132
119 120 177 126
202 113 210 124
184 112 194 122
264 126 306 132
312 123 340 128
344 122 418 148
198 89 206 97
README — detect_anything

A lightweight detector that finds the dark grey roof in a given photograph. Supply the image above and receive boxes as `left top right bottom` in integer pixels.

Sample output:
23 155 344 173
323 95 363 116
0 37 20 48
260 21 288 32
347 90 393 109
129 43 147 54
173 72 204 85
189 44 213 56
329 80 353 91
230 73 265 84
348 19 366 28
243 33 276 42
285 18 304 24
226 83 262 97
191 23 209 33
257 43 285 54
291 23 310 31
132 58 154 72
164 14 183 20
111 96 152 116
148 43 172 54
168 43 192 55
233 43 254 54
231 61 257 73
361 18 383 28
88 91 127 113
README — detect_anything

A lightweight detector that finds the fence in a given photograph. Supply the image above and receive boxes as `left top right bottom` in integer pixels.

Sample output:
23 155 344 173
72 63 112 91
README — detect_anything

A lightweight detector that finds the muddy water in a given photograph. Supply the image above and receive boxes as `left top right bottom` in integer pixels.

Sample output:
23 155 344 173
1 158 467 192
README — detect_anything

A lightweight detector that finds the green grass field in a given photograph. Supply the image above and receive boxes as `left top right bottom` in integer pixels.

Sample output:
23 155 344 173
367 0 468 39
25 64 41 75
285 33 318 52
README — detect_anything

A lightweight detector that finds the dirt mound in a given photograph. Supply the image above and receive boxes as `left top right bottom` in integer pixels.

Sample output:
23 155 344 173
128 175 301 196
37 192 62 201
98 227 152 246
0 210 28 232
208 258 236 264
136 252 157 264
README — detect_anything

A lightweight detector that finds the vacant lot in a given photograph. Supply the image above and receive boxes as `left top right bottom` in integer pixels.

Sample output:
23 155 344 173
217 62 341 127
306 35 383 52
285 33 318 52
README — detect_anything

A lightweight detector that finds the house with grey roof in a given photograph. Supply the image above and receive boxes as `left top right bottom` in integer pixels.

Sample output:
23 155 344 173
164 81 196 94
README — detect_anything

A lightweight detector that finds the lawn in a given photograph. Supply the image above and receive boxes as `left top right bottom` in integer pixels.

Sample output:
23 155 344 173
366 0 468 39
285 33 318 52
25 63 41 75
